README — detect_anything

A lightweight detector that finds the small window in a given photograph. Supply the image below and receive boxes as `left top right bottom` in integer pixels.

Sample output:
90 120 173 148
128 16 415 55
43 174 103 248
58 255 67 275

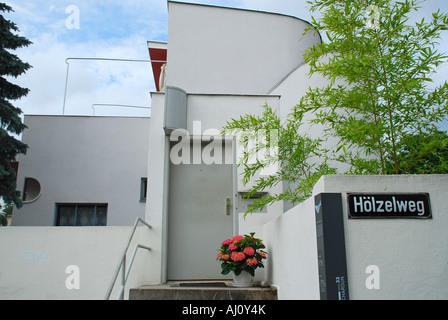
23 177 41 203
55 204 107 226
140 178 148 202
238 192 268 214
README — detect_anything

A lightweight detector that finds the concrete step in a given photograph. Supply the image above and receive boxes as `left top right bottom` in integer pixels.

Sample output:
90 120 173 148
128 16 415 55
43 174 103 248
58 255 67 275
129 281 278 300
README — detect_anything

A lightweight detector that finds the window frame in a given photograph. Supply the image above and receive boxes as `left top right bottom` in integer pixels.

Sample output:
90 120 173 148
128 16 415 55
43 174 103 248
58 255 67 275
54 203 108 226
140 177 148 202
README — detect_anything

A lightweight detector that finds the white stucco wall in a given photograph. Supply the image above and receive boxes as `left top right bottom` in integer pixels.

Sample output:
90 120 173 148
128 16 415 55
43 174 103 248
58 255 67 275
186 94 279 134
166 2 320 95
185 93 284 208
314 175 448 300
263 197 320 300
271 58 327 123
0 226 159 300
264 175 448 300
13 115 150 226
271 55 344 160
144 93 167 227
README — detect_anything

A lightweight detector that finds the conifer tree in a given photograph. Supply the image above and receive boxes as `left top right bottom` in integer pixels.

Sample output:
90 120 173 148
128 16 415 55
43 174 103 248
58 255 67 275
0 3 32 208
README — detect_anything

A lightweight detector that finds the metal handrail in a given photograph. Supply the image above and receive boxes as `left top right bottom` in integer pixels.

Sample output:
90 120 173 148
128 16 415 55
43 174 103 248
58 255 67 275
104 218 152 300
63 57 167 115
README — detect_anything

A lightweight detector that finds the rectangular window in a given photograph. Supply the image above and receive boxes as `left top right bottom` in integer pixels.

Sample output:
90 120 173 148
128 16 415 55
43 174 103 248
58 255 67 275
55 204 107 226
140 178 148 202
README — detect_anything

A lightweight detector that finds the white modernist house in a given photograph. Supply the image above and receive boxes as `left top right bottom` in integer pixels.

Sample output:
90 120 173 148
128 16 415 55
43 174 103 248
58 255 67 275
4 2 447 300
7 2 323 296
144 1 322 282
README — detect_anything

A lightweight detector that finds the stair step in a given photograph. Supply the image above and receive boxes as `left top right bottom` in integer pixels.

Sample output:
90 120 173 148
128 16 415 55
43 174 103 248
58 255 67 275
129 282 278 300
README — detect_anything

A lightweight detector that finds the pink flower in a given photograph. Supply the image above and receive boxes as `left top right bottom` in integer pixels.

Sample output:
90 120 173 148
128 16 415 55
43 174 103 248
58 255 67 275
258 252 267 259
221 239 233 246
231 251 246 262
246 258 258 266
232 235 245 243
216 252 223 260
222 254 230 261
229 244 238 251
243 247 255 256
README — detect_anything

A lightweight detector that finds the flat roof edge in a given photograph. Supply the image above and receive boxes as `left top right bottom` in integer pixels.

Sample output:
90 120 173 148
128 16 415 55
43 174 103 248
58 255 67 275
147 40 168 49
23 114 151 119
167 0 322 43
150 91 281 98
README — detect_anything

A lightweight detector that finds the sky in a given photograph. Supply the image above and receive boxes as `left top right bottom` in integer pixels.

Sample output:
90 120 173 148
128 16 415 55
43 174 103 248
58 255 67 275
3 0 448 118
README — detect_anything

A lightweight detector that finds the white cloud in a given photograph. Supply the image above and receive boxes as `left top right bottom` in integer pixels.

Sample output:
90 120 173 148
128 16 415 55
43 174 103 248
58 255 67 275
6 0 168 117
11 32 155 117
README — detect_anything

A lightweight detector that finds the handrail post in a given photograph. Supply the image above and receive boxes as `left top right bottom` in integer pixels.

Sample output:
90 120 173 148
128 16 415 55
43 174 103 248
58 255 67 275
104 218 152 300
120 256 126 300
138 218 152 230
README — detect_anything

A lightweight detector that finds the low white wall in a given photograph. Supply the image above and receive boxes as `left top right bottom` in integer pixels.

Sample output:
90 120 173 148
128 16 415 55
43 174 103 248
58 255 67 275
264 174 448 300
263 197 320 300
5 175 446 300
0 226 161 300
314 175 448 300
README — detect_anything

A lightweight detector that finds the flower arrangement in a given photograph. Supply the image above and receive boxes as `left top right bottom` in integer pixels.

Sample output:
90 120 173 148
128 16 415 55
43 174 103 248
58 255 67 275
216 233 267 276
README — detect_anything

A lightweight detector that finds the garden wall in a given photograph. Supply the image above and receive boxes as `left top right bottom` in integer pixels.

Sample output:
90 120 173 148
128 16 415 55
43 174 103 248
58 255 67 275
264 175 448 300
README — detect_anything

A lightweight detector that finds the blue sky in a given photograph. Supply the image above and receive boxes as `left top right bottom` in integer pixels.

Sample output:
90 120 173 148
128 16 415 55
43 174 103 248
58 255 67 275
3 0 448 117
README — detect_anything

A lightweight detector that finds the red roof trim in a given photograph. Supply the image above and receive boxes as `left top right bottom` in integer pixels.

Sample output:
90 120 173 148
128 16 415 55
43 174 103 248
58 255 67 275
149 48 167 92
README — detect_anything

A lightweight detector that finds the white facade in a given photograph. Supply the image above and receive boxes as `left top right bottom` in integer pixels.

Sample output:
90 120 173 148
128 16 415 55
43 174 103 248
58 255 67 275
13 115 150 226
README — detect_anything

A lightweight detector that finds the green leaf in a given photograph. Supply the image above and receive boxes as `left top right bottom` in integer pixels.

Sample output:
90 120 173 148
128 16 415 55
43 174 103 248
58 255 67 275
222 0 448 214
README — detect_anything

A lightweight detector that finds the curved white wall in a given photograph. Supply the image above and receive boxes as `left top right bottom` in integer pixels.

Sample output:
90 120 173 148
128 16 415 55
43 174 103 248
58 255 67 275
166 2 321 94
